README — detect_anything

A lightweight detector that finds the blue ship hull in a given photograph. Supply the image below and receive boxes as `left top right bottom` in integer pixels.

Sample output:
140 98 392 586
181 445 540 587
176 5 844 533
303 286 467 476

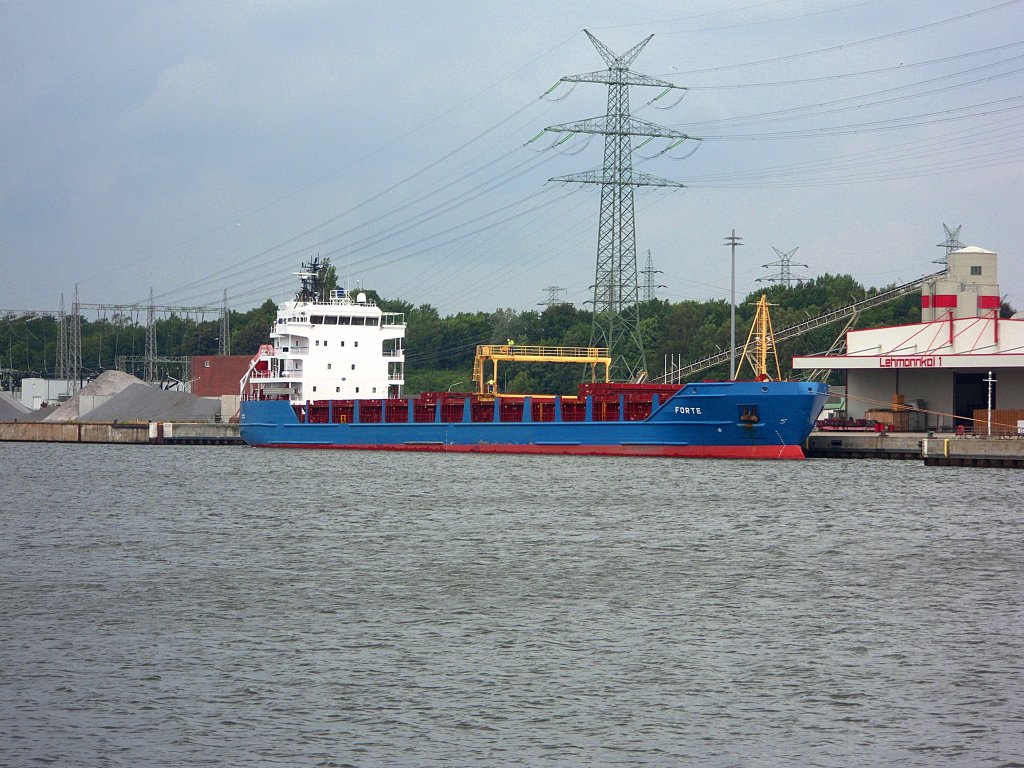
240 380 828 459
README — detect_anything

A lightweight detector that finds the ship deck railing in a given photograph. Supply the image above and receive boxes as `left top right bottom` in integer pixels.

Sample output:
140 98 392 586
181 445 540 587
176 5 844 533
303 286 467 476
471 344 613 394
477 344 609 360
289 391 674 425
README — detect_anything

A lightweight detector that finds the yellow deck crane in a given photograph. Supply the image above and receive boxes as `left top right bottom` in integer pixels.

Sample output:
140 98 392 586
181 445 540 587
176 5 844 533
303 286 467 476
471 344 612 395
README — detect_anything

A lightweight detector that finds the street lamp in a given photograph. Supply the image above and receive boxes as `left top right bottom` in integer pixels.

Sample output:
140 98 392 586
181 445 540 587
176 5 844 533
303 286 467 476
447 381 464 392
984 370 997 436
724 230 743 380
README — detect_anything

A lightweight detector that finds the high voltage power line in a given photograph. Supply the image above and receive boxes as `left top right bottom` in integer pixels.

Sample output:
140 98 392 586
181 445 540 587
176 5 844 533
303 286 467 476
536 30 694 380
17 0 1018 328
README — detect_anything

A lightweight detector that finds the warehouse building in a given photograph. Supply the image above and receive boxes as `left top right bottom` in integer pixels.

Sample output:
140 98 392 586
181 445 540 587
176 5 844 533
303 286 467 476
793 246 1024 432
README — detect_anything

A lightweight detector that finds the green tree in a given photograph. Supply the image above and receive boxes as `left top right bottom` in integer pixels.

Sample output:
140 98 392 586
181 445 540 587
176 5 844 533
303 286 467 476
232 299 278 355
318 259 338 300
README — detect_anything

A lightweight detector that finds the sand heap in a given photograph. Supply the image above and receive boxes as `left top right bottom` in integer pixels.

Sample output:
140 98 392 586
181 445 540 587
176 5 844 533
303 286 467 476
0 391 31 421
42 370 141 422
41 371 218 423
85 383 219 423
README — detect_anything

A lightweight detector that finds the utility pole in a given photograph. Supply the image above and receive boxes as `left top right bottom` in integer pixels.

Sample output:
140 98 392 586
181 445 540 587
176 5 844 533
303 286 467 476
723 231 743 380
984 370 996 436
541 30 697 380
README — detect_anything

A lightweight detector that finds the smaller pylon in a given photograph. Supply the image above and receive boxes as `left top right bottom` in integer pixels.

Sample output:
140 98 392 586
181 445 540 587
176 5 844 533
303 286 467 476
758 247 808 287
57 293 68 385
219 290 231 355
934 223 964 266
145 288 156 383
640 250 665 302
69 285 82 395
538 286 569 307
738 295 781 381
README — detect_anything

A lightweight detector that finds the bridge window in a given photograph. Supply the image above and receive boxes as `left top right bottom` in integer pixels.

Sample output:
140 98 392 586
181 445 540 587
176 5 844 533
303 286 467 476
325 316 338 325
971 265 982 275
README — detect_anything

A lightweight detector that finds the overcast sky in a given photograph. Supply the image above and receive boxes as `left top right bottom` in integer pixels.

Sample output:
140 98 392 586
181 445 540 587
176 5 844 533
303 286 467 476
2 0 1022 319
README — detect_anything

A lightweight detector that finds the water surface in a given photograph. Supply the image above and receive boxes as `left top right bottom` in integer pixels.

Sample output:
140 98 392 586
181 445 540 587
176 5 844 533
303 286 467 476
1 443 1021 766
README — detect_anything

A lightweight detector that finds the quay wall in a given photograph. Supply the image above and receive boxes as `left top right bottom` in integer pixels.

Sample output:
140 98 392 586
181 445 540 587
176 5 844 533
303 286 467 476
807 431 1024 467
0 422 150 443
0 422 240 445
805 433 923 460
922 436 1024 467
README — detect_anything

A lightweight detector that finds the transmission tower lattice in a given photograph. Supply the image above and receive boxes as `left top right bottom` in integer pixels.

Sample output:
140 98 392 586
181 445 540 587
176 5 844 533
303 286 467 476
145 288 157 383
57 293 68 385
758 247 808 287
69 285 82 395
543 30 695 380
220 289 231 355
640 250 665 302
935 223 964 266
538 286 569 307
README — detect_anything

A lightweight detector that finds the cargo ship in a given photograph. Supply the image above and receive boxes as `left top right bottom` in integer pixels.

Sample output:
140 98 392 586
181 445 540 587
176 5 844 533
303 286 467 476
239 263 828 459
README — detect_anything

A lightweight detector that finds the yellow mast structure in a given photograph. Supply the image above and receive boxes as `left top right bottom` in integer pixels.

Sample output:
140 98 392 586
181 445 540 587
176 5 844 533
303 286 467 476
737 295 782 381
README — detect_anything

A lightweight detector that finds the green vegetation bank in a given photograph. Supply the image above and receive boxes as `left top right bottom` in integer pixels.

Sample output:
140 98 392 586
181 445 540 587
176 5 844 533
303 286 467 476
2 274 1015 394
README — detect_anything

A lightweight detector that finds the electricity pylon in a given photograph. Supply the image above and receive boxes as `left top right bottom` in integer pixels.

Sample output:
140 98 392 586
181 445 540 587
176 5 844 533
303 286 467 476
758 247 808 287
935 223 964 266
69 285 81 394
145 288 157 383
220 289 231 355
640 250 665 302
544 30 694 380
538 286 569 307
57 293 68 385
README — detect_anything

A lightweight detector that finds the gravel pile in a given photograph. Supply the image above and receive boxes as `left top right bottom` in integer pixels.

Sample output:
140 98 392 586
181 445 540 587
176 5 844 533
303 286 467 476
0 392 31 421
42 370 142 422
85 383 219 423
39 370 219 423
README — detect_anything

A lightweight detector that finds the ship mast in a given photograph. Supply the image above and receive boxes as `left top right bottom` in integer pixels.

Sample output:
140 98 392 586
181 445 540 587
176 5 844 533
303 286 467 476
295 256 324 303
737 295 782 381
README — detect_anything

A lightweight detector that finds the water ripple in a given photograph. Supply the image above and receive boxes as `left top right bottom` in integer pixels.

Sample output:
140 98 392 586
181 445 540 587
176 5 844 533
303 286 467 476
1 445 1022 766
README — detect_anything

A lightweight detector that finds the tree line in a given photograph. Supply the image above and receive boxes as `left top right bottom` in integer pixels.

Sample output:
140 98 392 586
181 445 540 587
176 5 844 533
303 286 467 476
2 273 1014 394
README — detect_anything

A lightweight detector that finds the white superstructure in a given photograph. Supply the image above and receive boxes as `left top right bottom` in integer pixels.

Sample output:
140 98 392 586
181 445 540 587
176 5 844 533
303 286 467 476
242 288 405 403
792 245 1024 427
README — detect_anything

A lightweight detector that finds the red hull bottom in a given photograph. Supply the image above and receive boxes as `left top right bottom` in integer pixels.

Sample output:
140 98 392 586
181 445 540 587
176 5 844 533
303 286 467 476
252 442 808 459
